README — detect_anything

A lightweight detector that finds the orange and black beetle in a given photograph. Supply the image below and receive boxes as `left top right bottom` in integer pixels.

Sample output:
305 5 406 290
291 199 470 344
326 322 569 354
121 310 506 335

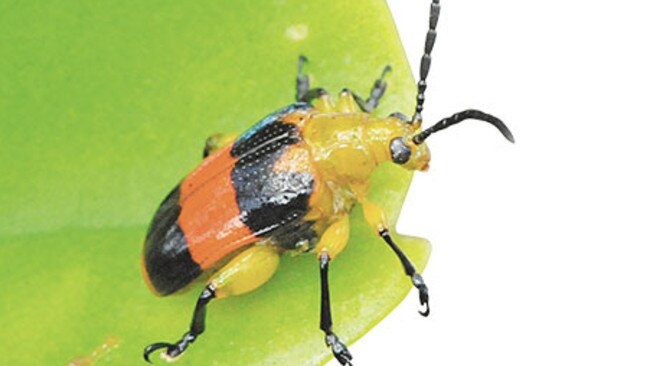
142 1 514 364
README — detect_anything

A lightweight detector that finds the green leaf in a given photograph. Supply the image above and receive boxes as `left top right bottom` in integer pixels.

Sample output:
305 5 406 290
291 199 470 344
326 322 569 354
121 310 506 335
0 1 429 364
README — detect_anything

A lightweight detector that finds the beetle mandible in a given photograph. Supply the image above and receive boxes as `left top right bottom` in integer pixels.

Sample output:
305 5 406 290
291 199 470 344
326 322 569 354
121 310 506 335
141 0 514 364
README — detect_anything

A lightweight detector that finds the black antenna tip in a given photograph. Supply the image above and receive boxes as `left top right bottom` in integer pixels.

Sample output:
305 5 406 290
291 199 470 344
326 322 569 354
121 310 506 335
413 109 515 144
504 130 515 144
483 112 515 143
462 109 515 144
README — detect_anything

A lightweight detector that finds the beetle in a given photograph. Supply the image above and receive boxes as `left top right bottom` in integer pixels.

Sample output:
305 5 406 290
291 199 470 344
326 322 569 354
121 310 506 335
141 0 514 364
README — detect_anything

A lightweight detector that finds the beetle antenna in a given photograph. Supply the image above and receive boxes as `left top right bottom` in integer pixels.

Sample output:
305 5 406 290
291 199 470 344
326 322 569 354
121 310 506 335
411 0 441 124
413 109 515 144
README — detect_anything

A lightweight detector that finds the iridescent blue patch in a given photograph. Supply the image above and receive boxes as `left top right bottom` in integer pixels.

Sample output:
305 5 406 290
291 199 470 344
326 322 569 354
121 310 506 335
235 102 312 146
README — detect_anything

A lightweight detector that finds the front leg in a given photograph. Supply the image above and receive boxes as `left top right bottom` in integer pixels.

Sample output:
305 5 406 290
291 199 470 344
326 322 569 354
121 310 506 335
360 199 430 317
315 216 353 365
351 65 391 113
380 230 430 316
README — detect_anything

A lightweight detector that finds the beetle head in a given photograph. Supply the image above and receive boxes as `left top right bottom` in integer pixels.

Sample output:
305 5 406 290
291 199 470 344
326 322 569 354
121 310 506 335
384 110 514 172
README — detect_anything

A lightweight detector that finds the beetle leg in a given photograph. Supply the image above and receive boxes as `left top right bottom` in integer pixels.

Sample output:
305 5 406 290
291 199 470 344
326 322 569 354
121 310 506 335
143 245 280 363
315 216 350 260
296 54 310 102
301 87 329 103
319 254 353 366
380 230 430 316
296 55 332 105
336 89 360 113
312 92 336 112
314 217 353 365
388 111 410 122
203 133 238 158
360 199 430 317
143 284 216 363
350 65 391 113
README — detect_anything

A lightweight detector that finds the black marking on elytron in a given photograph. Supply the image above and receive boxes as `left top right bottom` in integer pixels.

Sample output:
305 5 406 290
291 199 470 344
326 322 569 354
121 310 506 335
233 102 311 150
231 103 316 249
144 185 202 296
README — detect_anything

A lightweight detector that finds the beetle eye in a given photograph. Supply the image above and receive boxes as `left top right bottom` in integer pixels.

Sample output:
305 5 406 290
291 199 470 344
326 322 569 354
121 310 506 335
389 137 411 164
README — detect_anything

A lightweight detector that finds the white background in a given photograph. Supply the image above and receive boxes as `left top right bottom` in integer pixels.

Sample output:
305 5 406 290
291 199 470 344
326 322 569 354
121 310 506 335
329 1 650 365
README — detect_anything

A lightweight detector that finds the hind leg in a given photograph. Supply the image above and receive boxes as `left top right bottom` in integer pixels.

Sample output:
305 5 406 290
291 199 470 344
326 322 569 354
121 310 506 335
143 245 280 362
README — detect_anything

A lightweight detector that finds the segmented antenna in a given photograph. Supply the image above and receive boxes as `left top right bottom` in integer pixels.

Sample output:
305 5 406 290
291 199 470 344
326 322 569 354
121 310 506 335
411 0 441 124
413 109 515 144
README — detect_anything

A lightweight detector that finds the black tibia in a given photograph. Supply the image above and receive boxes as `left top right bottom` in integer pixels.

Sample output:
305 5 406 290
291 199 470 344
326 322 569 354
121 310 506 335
380 230 430 317
296 55 329 103
319 254 353 366
296 55 309 102
352 65 391 113
143 284 217 363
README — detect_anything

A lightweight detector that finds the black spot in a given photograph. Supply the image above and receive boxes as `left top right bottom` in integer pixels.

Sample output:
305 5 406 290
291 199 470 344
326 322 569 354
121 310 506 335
232 102 311 154
231 104 316 248
143 186 202 296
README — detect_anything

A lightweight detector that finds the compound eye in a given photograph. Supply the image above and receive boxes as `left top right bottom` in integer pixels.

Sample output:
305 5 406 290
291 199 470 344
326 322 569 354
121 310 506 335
389 137 412 164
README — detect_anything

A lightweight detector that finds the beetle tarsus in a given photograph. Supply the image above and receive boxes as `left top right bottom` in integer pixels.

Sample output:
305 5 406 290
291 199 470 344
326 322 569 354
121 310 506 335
143 331 197 363
326 332 353 366
143 285 216 363
380 230 431 316
412 273 430 317
143 342 171 363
